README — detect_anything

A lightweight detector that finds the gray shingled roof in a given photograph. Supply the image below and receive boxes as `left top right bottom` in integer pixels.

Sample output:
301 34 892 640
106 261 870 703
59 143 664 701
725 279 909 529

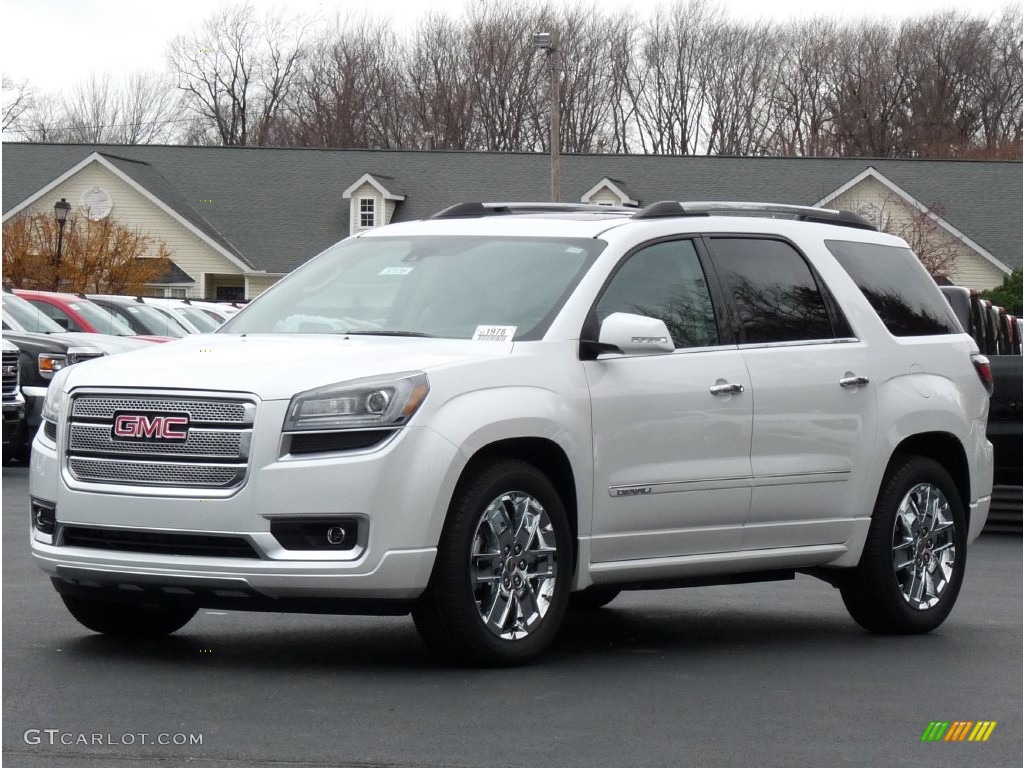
151 261 195 284
3 143 1020 273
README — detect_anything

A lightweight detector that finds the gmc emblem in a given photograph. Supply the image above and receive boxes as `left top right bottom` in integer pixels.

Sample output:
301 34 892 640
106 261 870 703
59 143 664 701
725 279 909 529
111 411 190 443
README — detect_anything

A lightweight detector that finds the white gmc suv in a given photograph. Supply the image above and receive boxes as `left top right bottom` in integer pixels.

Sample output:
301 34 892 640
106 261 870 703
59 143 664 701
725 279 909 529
29 201 994 666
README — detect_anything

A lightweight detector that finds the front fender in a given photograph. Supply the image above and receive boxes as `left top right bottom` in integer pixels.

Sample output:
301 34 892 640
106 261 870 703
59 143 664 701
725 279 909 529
426 385 594 538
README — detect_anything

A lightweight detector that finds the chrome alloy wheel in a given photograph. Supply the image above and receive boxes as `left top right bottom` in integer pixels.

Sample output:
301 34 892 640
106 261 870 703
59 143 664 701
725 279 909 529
471 491 558 640
891 482 957 610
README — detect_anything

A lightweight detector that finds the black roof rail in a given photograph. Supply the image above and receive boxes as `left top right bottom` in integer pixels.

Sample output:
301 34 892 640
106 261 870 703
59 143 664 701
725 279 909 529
632 201 877 231
431 201 636 219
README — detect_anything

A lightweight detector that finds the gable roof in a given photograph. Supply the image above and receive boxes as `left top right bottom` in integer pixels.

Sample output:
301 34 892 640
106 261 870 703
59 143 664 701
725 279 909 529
816 166 1011 275
581 177 639 206
3 143 1020 273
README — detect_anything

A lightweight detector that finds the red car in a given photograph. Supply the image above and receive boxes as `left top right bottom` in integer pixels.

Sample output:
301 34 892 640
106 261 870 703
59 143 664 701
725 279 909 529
12 290 172 343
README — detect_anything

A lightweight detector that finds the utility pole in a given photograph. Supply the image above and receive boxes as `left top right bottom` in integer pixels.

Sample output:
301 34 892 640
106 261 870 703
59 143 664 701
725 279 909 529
533 31 560 202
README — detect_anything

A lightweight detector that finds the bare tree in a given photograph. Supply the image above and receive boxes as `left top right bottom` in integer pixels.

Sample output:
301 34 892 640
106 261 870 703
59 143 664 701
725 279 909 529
168 2 306 146
2 76 34 133
464 1 547 151
703 21 784 155
767 19 841 156
405 13 480 150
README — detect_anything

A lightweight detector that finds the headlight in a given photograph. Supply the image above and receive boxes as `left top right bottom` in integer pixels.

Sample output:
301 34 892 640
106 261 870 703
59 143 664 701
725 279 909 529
38 354 67 380
41 367 71 424
284 372 429 432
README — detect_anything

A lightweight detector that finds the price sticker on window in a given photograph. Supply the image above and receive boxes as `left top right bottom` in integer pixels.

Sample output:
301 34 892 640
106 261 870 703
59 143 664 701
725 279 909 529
472 325 517 342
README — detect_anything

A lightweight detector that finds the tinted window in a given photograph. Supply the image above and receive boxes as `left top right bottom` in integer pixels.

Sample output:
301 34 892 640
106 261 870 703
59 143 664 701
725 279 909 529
596 239 719 348
826 240 959 336
709 238 834 343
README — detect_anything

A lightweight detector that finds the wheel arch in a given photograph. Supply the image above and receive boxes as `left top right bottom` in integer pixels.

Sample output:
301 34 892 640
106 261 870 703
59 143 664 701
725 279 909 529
886 432 971 526
461 437 579 545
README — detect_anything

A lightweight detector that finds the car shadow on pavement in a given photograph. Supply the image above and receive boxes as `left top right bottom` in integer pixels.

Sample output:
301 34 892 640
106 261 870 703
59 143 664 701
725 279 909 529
51 596 932 673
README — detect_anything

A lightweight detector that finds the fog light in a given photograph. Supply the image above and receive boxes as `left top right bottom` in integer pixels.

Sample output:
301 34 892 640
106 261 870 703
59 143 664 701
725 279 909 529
270 518 359 551
30 497 56 544
326 526 346 546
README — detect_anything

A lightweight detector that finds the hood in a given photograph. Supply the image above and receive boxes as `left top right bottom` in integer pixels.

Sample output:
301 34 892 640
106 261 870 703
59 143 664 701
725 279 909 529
58 333 513 400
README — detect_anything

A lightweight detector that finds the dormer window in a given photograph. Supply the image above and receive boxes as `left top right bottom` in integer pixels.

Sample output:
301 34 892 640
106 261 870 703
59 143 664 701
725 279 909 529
360 198 376 229
343 173 407 236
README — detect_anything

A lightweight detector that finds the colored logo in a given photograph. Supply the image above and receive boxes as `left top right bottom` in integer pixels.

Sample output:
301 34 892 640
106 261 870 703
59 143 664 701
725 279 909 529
921 721 997 742
111 412 190 443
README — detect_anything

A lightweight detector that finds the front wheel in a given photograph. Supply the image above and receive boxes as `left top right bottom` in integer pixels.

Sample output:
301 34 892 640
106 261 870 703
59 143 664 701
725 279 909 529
840 456 967 634
413 459 572 666
61 595 197 638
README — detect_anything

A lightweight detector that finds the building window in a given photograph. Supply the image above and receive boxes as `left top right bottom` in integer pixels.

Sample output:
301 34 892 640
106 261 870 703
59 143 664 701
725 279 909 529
359 198 376 228
166 288 188 299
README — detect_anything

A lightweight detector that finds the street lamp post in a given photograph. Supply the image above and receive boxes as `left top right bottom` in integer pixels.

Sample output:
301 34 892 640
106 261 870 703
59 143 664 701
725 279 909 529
532 31 560 203
52 198 71 290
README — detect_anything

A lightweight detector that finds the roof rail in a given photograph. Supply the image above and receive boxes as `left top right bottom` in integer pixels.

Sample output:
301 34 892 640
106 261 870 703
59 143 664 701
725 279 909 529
431 201 636 219
632 201 877 231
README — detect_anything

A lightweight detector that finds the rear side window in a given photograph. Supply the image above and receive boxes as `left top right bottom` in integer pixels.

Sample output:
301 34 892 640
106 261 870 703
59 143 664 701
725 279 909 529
707 237 835 344
826 240 959 336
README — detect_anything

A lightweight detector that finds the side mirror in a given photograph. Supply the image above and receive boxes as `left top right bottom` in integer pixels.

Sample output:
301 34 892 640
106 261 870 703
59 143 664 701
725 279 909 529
53 317 70 330
598 312 674 355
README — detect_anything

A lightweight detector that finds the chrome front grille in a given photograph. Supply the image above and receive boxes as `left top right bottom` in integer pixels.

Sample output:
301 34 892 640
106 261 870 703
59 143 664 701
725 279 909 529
2 350 18 398
65 392 255 494
68 457 245 487
69 423 246 458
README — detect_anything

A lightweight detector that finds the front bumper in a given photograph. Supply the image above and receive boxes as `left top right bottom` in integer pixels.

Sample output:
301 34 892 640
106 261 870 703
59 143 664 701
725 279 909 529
30 406 462 606
2 395 25 450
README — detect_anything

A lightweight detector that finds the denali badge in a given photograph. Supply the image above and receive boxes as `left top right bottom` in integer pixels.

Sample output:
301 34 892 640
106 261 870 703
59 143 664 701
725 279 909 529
111 411 190 443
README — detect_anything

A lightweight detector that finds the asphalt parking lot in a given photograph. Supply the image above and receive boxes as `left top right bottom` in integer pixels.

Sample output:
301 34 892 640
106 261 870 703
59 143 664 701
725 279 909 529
2 463 1021 768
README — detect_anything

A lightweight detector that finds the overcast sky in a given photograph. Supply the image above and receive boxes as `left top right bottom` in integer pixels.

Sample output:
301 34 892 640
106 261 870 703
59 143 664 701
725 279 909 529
2 0 1015 95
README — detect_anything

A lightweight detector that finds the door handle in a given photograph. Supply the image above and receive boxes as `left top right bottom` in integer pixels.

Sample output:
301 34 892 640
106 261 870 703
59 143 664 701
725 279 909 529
839 375 870 389
709 382 744 396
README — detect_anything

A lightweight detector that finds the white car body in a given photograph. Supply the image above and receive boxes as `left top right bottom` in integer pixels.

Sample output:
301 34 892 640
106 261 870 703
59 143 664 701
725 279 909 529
29 204 993 663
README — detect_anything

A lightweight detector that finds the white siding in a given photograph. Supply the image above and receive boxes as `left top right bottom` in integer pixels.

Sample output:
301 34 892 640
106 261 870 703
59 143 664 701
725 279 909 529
246 274 282 298
20 162 245 295
826 177 1005 290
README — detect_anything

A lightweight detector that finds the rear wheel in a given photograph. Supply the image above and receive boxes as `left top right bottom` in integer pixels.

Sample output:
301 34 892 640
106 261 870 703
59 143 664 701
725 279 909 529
413 459 572 666
61 595 197 638
840 456 966 634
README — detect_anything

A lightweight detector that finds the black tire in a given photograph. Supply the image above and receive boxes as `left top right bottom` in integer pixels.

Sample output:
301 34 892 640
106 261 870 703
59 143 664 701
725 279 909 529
839 456 967 634
413 458 573 667
61 595 197 638
569 586 621 611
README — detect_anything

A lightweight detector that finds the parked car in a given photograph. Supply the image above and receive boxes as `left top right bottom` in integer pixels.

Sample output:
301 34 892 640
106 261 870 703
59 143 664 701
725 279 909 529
940 286 1021 531
2 338 26 459
86 296 191 338
138 297 223 333
12 289 171 342
2 292 150 461
31 201 993 665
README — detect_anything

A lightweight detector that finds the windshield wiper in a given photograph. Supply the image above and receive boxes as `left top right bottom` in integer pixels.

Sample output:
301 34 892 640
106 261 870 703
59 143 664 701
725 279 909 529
342 330 435 338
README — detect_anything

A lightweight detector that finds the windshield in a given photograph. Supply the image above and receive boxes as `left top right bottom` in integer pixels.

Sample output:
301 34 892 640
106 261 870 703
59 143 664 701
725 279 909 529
222 236 604 340
2 293 66 333
68 301 137 335
175 306 221 332
114 303 190 337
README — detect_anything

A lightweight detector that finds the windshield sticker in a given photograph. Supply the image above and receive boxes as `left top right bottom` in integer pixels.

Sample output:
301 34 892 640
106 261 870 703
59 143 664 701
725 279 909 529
472 325 517 342
565 246 585 254
379 266 414 276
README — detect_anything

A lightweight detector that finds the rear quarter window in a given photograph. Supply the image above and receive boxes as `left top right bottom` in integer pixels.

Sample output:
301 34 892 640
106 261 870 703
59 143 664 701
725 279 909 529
825 240 960 337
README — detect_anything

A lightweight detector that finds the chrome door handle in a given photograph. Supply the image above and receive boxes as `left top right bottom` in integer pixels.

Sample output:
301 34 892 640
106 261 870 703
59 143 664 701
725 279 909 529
709 382 744 396
839 375 870 389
